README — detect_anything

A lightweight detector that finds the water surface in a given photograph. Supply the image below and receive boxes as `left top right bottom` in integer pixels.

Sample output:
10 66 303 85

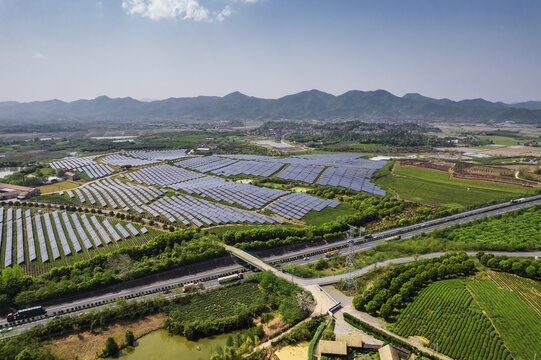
113 329 236 360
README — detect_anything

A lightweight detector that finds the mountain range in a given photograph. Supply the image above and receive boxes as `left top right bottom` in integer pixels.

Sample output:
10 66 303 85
0 90 540 124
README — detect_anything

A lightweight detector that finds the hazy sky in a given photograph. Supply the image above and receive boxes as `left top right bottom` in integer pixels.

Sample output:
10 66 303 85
1 0 540 102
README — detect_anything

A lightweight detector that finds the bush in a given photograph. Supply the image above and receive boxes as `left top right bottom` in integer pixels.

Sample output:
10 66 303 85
125 329 135 345
104 337 119 357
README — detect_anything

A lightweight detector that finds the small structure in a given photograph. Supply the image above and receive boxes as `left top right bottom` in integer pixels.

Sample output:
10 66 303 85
46 176 64 184
378 344 412 360
64 171 79 181
318 333 376 359
0 183 40 200
318 340 348 358
524 140 538 147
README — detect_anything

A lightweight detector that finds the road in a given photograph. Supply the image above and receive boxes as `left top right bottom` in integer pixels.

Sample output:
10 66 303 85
269 194 541 265
2 195 540 338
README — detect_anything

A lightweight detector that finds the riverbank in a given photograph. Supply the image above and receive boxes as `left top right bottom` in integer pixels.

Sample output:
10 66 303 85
45 313 166 360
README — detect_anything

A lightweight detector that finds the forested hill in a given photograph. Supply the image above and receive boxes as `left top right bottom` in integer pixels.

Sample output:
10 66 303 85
1 89 540 124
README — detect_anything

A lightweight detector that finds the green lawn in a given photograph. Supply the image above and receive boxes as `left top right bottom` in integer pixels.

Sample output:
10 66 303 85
303 202 357 226
375 165 535 208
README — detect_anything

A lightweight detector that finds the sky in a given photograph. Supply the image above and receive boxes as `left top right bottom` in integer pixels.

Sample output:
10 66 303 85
0 0 540 103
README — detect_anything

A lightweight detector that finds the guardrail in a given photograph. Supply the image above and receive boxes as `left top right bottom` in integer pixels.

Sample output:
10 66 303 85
0 267 249 330
272 195 541 265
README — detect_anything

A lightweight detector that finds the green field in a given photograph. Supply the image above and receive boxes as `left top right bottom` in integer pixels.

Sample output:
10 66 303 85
478 135 523 146
467 273 541 360
390 279 512 360
375 165 535 208
167 282 265 323
302 202 357 226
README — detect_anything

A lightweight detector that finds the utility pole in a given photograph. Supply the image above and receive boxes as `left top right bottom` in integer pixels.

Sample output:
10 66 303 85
342 225 360 291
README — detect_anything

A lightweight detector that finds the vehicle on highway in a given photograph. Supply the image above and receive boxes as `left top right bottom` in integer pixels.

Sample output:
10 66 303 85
363 234 373 240
218 272 244 284
7 306 47 322
182 281 204 292
510 198 525 204
325 250 340 258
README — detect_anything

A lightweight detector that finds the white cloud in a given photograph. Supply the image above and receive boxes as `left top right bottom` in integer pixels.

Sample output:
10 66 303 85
122 0 256 22
215 5 232 22
32 52 47 60
122 0 211 21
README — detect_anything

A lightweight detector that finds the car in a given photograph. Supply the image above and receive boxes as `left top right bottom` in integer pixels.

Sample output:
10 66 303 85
303 256 310 261
162 289 171 294
363 234 373 240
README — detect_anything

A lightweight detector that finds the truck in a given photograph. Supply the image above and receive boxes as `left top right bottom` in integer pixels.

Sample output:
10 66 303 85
218 272 244 285
7 306 47 322
182 281 203 293
510 198 525 204
324 250 340 258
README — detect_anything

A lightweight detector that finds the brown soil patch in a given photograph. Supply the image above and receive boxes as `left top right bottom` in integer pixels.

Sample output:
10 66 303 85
274 341 309 360
46 313 166 360
396 159 453 172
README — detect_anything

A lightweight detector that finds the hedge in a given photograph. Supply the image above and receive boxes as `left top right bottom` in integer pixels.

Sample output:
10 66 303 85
307 321 326 360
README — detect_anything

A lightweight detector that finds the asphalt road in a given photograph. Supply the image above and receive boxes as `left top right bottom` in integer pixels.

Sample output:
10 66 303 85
1 194 540 335
270 194 541 265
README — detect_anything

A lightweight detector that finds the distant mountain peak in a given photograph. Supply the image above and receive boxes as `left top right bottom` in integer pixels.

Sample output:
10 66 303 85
0 89 539 124
224 91 248 99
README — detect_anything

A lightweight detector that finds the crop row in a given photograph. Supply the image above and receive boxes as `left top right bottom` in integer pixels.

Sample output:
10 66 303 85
391 279 511 360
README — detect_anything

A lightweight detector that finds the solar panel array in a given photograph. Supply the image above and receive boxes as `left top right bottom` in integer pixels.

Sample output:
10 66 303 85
276 164 325 183
115 223 130 239
175 156 238 173
0 208 147 268
4 208 12 267
73 163 115 179
101 154 159 167
25 210 37 261
180 154 387 195
126 149 190 161
265 192 339 219
34 214 49 263
171 178 288 209
16 209 24 264
317 167 386 195
52 211 71 255
211 160 284 177
50 155 101 170
75 178 164 212
124 164 205 186
148 194 280 227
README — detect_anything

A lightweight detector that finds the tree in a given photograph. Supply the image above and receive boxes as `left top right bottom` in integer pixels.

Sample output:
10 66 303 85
125 329 135 345
15 349 34 360
379 302 393 319
104 336 120 357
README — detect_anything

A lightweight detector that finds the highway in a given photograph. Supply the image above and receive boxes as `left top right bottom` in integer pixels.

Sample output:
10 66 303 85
1 194 540 336
269 194 541 265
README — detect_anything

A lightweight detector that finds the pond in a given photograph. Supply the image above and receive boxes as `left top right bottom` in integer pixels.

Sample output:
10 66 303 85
110 329 237 360
0 167 20 179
